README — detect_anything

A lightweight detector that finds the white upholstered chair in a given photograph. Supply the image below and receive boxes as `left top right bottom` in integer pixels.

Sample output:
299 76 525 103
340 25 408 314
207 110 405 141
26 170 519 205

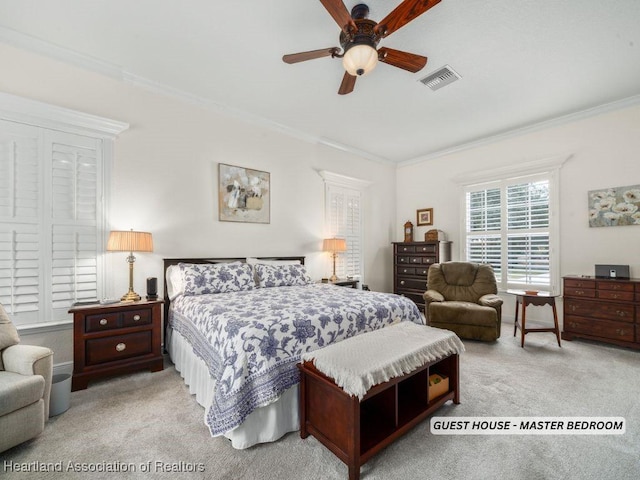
0 303 53 452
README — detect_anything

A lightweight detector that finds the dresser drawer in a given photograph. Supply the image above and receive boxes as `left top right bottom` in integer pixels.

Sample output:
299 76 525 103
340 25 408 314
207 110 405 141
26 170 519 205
85 312 120 332
396 245 416 254
564 287 596 298
564 278 596 289
396 266 416 276
122 309 151 327
397 277 427 291
597 290 635 302
564 316 634 342
85 331 152 366
396 291 425 307
597 281 634 292
415 244 437 254
564 299 634 323
409 256 436 265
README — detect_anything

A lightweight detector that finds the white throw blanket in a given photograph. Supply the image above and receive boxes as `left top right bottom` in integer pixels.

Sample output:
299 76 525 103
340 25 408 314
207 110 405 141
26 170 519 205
301 322 465 400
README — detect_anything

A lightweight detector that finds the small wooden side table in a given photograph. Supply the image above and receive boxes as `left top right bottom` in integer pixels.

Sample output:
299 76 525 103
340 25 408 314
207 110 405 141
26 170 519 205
507 290 561 348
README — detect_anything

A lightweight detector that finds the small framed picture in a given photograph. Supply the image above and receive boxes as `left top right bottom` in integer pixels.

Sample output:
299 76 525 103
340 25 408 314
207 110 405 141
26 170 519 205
417 208 433 226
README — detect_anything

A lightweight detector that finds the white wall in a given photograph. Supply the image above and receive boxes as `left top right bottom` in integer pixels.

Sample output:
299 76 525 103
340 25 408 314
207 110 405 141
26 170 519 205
0 44 398 365
397 104 640 323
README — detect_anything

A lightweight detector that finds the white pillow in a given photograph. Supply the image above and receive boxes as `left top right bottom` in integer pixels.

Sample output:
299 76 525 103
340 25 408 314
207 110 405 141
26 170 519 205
166 265 184 300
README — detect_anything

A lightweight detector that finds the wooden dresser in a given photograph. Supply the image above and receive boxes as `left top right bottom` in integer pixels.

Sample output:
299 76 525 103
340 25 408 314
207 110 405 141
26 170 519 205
392 241 451 312
562 276 639 349
70 299 164 390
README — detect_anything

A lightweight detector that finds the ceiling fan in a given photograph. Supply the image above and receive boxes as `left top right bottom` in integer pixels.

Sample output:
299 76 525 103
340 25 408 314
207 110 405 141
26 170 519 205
282 0 442 95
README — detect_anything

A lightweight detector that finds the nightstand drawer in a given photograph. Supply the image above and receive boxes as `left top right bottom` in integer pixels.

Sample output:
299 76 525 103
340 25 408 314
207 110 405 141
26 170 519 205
85 331 152 365
122 309 151 327
85 312 120 332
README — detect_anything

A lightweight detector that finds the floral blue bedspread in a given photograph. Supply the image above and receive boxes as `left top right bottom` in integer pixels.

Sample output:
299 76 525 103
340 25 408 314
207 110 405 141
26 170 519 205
168 283 422 436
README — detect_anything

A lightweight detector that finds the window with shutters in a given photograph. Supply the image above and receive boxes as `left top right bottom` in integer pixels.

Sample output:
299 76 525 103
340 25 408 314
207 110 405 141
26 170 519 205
464 172 558 292
320 171 370 282
0 94 126 327
326 185 362 279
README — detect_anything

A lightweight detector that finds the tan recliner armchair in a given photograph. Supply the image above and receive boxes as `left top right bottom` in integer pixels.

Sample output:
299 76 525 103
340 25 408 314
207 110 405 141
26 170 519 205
0 304 53 452
423 262 503 341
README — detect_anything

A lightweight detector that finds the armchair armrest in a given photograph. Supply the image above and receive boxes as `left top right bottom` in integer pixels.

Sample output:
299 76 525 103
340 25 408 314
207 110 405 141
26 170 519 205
479 294 503 308
423 290 444 303
423 290 444 324
3 344 54 419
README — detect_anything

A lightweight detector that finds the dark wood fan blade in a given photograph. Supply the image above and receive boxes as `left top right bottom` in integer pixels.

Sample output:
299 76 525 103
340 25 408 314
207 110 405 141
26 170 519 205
375 0 442 38
338 71 356 95
319 0 356 32
282 47 340 64
378 47 428 73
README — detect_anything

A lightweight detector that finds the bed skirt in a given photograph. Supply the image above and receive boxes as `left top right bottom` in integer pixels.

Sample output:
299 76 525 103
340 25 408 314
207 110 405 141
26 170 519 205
167 327 300 449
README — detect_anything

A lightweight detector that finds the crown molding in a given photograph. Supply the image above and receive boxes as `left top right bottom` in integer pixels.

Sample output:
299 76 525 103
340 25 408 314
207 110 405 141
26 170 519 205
318 170 373 189
400 94 640 167
0 91 129 137
452 153 572 186
0 25 389 164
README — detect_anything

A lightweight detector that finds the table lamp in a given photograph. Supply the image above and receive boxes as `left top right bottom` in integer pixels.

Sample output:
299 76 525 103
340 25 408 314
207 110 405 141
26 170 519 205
323 238 347 282
107 229 153 301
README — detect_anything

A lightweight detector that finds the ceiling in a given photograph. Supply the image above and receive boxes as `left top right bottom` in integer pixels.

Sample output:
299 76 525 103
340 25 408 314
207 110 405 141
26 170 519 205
1 0 639 164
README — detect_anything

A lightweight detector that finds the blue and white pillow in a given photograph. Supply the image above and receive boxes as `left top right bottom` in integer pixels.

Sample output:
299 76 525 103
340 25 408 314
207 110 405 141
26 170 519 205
254 263 312 288
180 262 255 295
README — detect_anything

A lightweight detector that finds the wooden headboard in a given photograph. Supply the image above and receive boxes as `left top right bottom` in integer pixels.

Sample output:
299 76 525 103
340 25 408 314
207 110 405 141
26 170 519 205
162 256 306 348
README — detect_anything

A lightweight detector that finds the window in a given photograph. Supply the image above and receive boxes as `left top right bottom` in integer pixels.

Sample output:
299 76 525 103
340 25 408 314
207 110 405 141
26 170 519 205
320 171 370 281
326 185 362 279
0 93 127 327
464 172 558 291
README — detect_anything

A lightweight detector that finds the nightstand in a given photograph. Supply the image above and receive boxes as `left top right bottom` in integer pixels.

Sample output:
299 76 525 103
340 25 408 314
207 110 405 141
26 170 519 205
329 279 359 289
69 299 164 391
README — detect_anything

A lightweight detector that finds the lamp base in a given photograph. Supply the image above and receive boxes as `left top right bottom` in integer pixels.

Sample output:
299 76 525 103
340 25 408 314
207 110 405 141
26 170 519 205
121 291 141 302
329 274 338 282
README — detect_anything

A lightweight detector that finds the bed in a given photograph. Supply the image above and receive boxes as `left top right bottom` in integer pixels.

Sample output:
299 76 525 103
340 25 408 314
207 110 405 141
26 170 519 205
163 256 423 449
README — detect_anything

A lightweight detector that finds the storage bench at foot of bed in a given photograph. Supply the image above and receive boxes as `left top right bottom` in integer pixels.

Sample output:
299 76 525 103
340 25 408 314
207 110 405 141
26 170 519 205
298 353 459 480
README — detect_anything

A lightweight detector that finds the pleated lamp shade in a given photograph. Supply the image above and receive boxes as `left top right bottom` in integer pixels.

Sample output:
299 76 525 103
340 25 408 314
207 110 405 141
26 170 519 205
107 230 153 253
322 238 347 253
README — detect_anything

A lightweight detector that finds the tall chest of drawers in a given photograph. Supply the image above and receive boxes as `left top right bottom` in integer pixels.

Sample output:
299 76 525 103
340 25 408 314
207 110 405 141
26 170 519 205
562 276 640 349
392 241 451 312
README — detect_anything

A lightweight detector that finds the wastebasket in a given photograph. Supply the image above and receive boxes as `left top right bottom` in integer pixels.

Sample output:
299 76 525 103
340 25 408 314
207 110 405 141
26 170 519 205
49 373 71 417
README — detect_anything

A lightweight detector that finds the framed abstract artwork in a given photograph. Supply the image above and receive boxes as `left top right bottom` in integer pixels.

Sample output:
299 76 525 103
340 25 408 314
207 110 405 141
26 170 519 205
588 185 640 227
218 163 270 223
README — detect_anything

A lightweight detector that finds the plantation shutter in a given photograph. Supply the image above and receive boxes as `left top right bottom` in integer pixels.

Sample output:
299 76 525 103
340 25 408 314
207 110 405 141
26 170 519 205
0 122 42 323
505 179 550 287
464 175 552 290
326 184 363 280
466 185 502 282
0 120 104 326
49 132 101 315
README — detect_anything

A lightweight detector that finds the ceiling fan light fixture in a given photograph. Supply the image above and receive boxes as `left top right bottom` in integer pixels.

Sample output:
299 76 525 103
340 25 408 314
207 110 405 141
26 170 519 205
342 43 378 76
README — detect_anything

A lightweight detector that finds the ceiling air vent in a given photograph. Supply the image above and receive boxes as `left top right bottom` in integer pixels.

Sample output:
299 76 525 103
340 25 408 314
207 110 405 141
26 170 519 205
419 65 461 91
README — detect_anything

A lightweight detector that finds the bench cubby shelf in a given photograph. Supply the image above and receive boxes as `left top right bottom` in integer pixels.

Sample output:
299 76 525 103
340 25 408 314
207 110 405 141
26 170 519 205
298 353 459 480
